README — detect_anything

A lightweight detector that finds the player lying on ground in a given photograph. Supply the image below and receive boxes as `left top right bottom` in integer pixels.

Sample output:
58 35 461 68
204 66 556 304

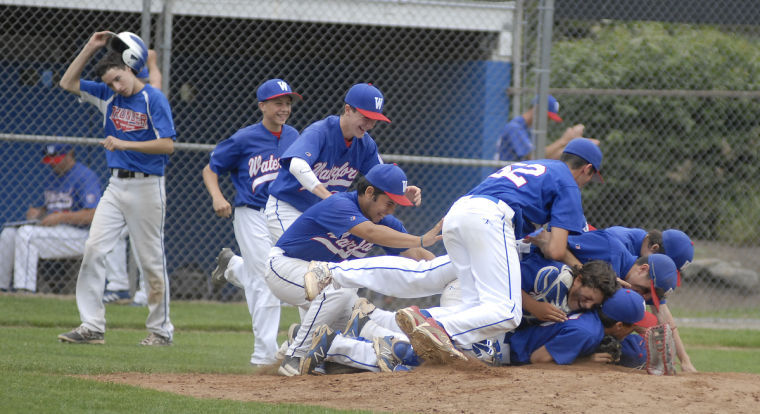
294 259 619 374
528 228 694 371
265 163 440 376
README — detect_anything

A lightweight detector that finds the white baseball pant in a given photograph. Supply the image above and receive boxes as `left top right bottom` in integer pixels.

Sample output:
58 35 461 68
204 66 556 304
327 255 456 298
265 247 356 357
265 195 302 244
76 175 173 338
0 224 128 292
222 206 281 365
424 195 522 347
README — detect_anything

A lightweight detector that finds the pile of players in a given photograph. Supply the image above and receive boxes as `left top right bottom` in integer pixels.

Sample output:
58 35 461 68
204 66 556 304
199 73 695 374
52 30 695 374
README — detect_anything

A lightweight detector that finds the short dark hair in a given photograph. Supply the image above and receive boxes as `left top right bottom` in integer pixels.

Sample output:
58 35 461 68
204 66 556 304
560 152 596 174
356 175 386 198
646 230 665 254
94 52 131 78
572 260 620 300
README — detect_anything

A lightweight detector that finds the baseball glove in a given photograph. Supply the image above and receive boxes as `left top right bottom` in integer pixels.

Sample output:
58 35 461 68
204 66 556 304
597 335 622 363
645 324 676 375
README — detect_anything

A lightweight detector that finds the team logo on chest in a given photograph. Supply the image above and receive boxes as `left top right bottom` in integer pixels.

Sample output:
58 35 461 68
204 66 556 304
110 106 148 132
311 162 359 189
312 232 375 259
249 154 280 176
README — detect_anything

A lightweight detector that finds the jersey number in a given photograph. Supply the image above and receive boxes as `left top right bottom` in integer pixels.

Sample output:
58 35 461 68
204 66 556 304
491 163 547 187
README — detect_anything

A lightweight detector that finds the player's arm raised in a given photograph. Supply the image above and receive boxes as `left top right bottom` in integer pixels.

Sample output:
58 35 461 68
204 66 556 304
349 219 442 250
60 31 111 96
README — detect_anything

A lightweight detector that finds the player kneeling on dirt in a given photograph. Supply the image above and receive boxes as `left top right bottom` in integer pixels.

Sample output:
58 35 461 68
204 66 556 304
265 163 440 376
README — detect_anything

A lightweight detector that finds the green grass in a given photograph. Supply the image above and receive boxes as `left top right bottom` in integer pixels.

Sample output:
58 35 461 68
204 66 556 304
1 295 759 413
0 295 368 413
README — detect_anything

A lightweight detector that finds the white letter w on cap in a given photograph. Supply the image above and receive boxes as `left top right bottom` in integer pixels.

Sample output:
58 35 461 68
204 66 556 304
277 81 289 91
374 97 383 110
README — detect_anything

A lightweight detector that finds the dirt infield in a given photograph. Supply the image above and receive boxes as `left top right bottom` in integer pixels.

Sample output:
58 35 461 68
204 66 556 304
92 361 760 413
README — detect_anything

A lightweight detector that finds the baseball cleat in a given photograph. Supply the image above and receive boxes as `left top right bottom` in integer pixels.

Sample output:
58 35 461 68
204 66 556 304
211 247 234 285
408 320 467 364
304 261 333 301
344 297 375 338
373 336 414 372
299 325 337 375
139 332 172 346
103 289 131 305
394 306 429 336
277 355 301 377
57 326 105 344
287 323 301 346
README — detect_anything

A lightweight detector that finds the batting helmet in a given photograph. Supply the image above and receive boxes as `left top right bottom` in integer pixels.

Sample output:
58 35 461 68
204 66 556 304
108 32 148 76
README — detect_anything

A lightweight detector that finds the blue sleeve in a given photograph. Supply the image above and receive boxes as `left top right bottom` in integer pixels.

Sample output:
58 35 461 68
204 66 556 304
209 136 241 176
146 88 176 140
547 182 586 234
277 126 300 158
543 317 603 365
314 197 369 237
498 121 533 161
79 80 112 101
375 215 408 256
280 125 324 169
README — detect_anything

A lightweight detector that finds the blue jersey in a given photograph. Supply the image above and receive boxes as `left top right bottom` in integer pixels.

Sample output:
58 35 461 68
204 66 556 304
275 191 406 262
468 160 586 239
37 163 101 220
605 226 647 257
567 230 637 279
268 115 382 212
507 310 604 365
79 81 176 176
496 116 532 161
520 252 573 318
209 123 299 209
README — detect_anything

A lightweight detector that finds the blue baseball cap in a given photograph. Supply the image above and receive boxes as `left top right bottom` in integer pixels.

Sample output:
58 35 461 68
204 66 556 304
256 79 302 102
601 289 646 325
662 229 694 272
42 143 72 164
531 94 562 122
563 138 603 182
647 253 678 310
365 164 411 206
345 83 391 123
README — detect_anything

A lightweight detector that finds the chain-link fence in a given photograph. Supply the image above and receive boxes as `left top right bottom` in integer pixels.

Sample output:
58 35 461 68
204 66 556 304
1 1 759 317
514 0 760 315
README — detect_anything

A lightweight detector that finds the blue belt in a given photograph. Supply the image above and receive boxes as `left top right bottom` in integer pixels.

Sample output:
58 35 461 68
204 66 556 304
241 204 264 212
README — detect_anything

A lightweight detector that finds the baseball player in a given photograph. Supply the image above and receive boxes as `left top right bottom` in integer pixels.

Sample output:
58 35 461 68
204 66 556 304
0 144 127 293
532 228 696 371
264 82 421 243
57 31 176 346
502 288 647 366
604 226 695 282
385 138 602 363
497 94 592 161
265 163 439 376
201 78 302 366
